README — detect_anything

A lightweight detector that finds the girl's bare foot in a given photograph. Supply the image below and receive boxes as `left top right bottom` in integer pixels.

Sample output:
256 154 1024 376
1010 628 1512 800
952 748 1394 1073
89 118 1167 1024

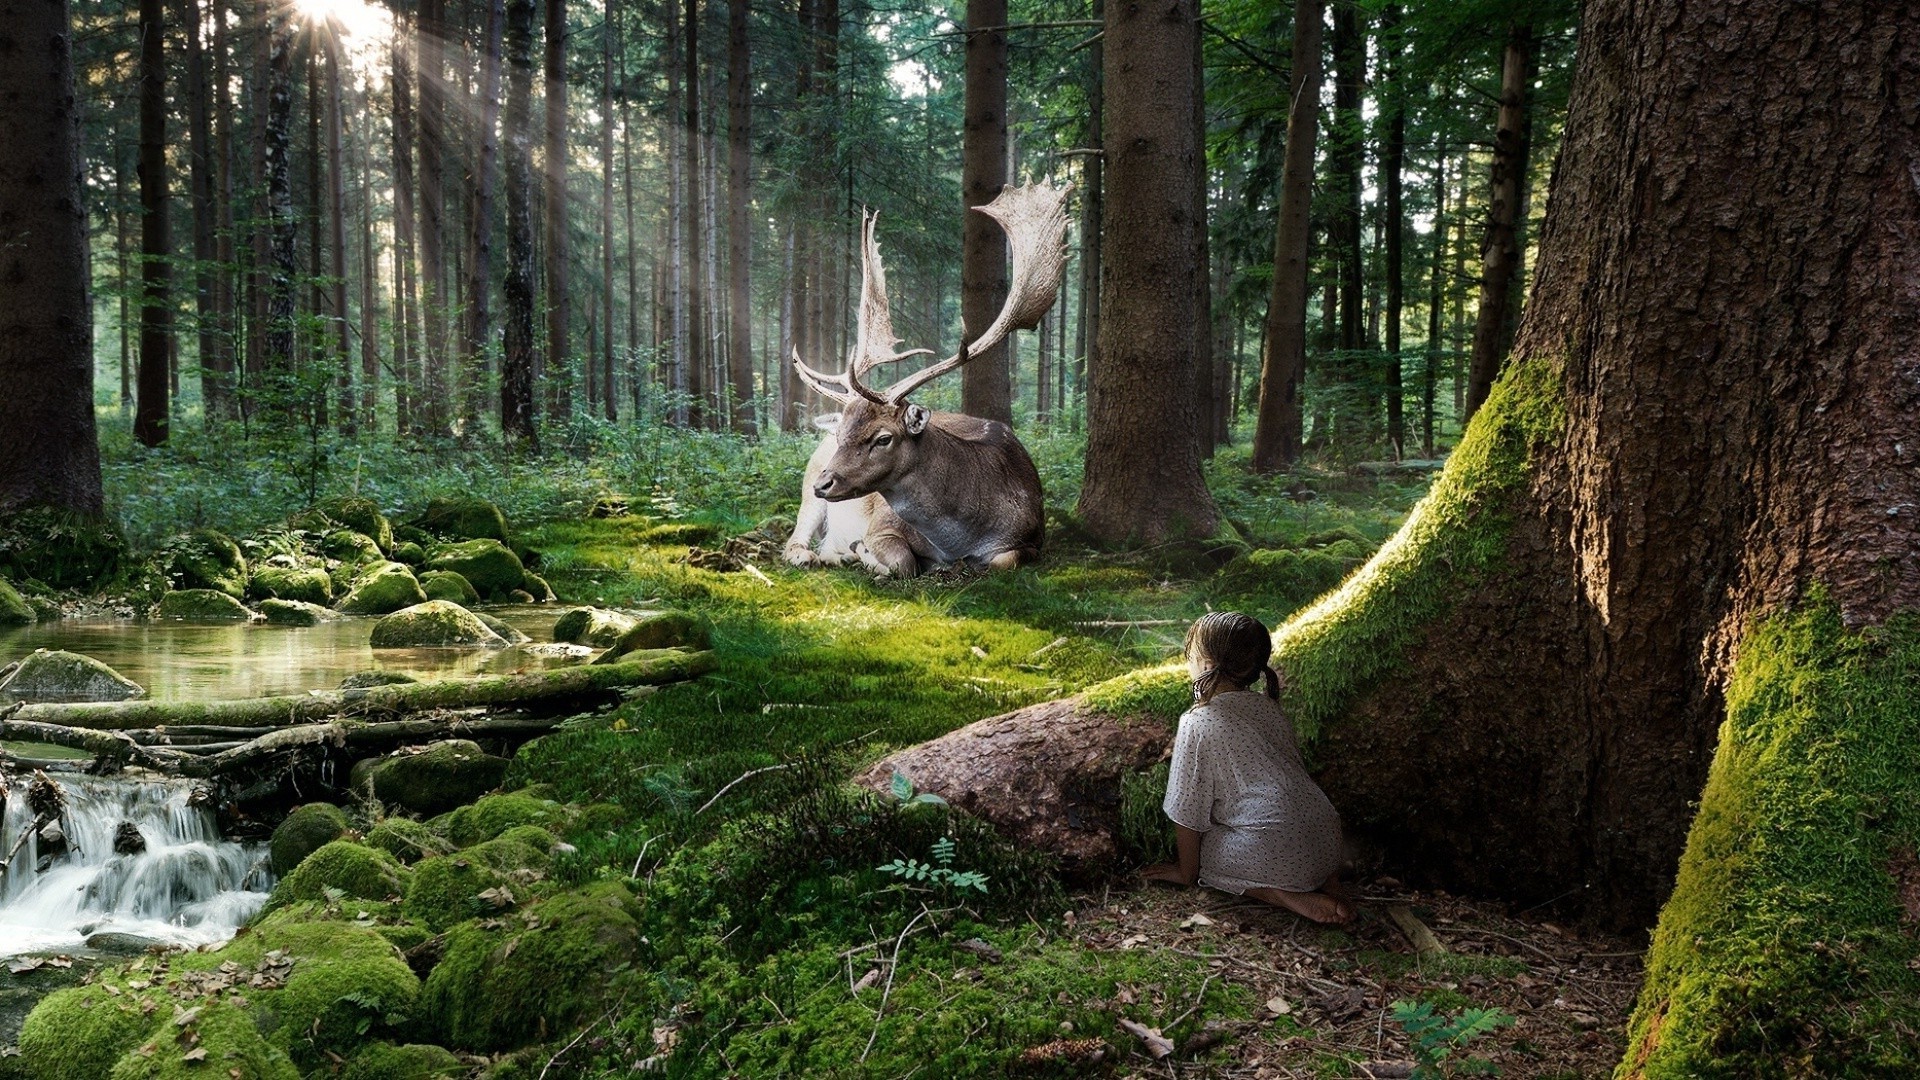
1246 886 1355 925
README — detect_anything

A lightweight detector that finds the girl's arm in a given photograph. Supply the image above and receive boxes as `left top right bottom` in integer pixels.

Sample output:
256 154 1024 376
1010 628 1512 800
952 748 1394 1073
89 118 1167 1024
1142 824 1204 886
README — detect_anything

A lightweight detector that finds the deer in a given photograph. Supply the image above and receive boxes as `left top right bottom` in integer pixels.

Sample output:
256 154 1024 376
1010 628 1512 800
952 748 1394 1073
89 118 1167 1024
792 182 1072 578
783 413 903 567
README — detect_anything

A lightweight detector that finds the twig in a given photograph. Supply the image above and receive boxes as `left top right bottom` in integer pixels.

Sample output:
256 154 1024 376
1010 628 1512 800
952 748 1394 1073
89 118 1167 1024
1166 972 1213 1030
861 906 935 1062
1071 618 1183 628
742 562 774 587
694 762 798 816
538 1007 611 1080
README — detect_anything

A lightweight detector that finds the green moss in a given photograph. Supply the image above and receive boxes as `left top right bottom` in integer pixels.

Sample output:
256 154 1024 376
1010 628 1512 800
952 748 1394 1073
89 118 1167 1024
335 562 428 616
1618 598 1920 1078
390 540 427 567
475 610 529 643
420 881 642 1051
158 528 248 599
258 598 338 625
0 648 146 703
364 817 453 865
0 506 126 590
17 984 153 1080
0 577 33 626
268 840 410 907
413 497 510 542
341 1042 464 1080
314 497 394 554
403 826 557 932
249 565 334 605
1118 760 1176 864
637 521 723 546
104 999 298 1080
418 569 480 605
320 528 386 570
592 610 711 663
153 588 255 621
1213 545 1370 610
369 600 506 648
270 802 352 875
366 739 510 817
434 791 574 847
551 606 638 647
424 539 527 600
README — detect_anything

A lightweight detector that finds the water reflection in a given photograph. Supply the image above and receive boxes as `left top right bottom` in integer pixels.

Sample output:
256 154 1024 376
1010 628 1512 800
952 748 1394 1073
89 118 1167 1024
0 606 579 704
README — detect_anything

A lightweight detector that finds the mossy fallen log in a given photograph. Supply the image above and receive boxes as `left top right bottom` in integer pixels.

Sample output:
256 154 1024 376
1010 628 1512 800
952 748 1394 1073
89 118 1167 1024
1 649 713 732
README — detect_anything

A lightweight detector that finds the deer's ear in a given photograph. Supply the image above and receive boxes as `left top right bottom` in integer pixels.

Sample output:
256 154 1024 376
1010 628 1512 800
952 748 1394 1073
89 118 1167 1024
903 404 931 436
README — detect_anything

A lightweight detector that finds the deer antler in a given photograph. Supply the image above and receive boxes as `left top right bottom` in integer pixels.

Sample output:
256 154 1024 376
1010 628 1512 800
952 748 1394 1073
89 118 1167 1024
880 182 1073 405
792 209 932 405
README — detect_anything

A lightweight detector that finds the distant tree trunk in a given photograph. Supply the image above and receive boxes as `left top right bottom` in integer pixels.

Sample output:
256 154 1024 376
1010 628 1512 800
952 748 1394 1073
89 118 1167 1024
1250 0 1322 472
1326 0 1365 446
1076 0 1217 545
418 0 450 435
135 0 171 446
682 0 707 428
1463 25 1532 422
1381 2 1406 456
182 0 221 425
1072 0 1101 436
325 36 352 435
543 0 571 423
1190 22 1215 458
465 0 506 435
391 20 420 434
502 0 539 449
600 7 617 423
1422 149 1446 458
663 1 685 423
261 12 297 403
725 0 754 434
307 49 328 429
621 38 641 418
960 0 1010 424
247 24 271 399
208 0 237 423
0 0 104 514
357 75 380 434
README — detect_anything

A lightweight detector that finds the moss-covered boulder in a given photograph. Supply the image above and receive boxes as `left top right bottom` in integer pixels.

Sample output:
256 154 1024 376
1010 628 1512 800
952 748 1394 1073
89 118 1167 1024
320 528 385 567
0 577 33 626
418 569 480 605
364 740 510 817
248 565 334 605
158 528 248 599
364 817 453 865
551 607 638 648
314 497 394 554
1212 545 1367 609
335 562 428 616
269 840 410 906
369 601 507 648
475 611 530 644
340 671 417 691
153 588 255 621
270 802 353 876
521 573 555 603
593 610 711 664
414 497 510 542
423 540 526 601
0 649 145 703
342 1043 465 1080
421 882 642 1051
390 540 427 567
432 791 575 848
404 826 557 932
258 598 340 626
16 983 154 1080
106 999 299 1080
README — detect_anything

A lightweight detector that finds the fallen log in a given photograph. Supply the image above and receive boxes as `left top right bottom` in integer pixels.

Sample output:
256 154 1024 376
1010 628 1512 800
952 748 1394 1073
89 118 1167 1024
3 649 713 731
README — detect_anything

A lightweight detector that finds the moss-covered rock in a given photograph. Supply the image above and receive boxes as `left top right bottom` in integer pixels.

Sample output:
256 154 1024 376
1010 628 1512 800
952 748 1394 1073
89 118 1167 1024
0 577 33 626
103 998 299 1080
592 610 711 664
270 802 352 876
413 497 510 542
17 983 154 1080
314 497 394 554
320 528 385 569
390 540 427 567
1213 546 1366 609
403 826 557 932
423 540 526 601
432 791 574 848
269 840 410 907
363 817 453 865
248 565 334 605
0 649 145 703
418 569 480 605
153 588 255 621
369 601 507 648
258 598 339 626
341 1043 465 1080
335 562 428 616
551 606 638 647
521 573 554 603
340 671 417 691
0 506 126 590
420 881 642 1051
158 528 248 599
365 740 510 817
475 611 530 644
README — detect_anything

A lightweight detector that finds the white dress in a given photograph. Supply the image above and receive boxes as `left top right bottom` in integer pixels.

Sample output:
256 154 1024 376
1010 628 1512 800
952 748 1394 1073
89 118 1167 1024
1162 690 1343 894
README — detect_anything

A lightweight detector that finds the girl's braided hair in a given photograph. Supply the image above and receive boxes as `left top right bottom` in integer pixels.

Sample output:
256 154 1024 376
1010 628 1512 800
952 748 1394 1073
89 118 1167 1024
1183 611 1281 705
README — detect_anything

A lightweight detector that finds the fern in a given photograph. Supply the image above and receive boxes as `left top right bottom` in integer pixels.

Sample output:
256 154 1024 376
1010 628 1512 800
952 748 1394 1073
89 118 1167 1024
878 836 989 894
1391 1000 1513 1079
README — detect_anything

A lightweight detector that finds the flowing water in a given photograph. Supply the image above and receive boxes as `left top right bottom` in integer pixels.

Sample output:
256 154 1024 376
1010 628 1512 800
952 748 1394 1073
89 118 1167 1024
0 776 271 958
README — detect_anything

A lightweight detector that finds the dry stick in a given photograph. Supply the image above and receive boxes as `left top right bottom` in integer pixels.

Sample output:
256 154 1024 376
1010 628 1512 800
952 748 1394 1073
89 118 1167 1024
694 762 797 816
536 1006 614 1080
861 905 935 1062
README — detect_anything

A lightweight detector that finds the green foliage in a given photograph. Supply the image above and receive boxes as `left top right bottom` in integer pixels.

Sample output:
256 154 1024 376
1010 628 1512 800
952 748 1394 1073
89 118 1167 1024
0 506 126 590
1391 999 1514 1078
1118 761 1177 865
267 840 411 908
878 835 990 894
1621 597 1920 1078
155 528 248 599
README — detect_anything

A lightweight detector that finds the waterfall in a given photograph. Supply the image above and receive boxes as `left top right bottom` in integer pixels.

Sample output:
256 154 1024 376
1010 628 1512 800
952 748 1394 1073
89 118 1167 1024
0 775 272 957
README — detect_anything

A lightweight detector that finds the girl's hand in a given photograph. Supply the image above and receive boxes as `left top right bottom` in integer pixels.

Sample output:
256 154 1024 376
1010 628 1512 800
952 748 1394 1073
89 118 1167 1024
1141 863 1196 886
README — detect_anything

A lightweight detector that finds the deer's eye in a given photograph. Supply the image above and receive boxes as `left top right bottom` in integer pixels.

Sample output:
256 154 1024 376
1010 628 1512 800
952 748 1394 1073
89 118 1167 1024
872 433 893 449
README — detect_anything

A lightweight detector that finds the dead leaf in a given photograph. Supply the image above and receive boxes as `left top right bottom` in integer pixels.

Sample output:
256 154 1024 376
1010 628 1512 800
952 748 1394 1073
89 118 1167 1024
1118 1018 1175 1060
1178 913 1216 930
850 969 881 994
6 958 43 974
1119 934 1149 950
954 938 1003 964
1265 995 1292 1016
173 1005 202 1027
182 1048 207 1062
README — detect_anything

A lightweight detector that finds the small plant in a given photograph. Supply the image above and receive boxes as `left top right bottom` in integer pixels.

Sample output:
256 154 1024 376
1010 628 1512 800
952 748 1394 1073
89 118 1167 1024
1391 999 1514 1079
878 835 989 894
887 771 950 808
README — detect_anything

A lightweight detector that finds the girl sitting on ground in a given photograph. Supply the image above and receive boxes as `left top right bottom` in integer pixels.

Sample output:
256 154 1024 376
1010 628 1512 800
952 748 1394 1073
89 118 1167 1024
1142 611 1354 925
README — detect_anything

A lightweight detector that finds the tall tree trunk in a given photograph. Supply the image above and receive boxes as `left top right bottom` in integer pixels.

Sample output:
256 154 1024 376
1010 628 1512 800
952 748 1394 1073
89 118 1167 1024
1075 0 1217 545
960 0 1010 424
117 151 133 417
1326 0 1365 444
725 0 754 434
182 0 220 425
600 6 617 423
261 11 297 404
682 0 707 428
1250 0 1322 472
1190 21 1215 458
357 73 379 434
1381 3 1405 456
621 34 640 418
501 0 539 448
663 0 687 424
1462 25 1532 422
465 0 506 435
135 0 171 446
0 0 104 514
247 21 272 406
1072 0 1101 437
542 0 571 424
326 35 352 435
1422 148 1446 458
418 0 450 434
207 0 237 422
307 47 327 429
391 19 420 435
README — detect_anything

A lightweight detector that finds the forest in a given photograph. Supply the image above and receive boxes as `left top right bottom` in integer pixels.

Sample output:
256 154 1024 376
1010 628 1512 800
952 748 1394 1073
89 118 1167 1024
0 0 1913 1075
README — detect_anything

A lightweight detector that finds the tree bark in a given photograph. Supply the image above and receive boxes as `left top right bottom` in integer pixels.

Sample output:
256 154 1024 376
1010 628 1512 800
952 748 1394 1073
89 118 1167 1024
0 0 103 516
135 0 171 447
600 7 618 423
960 0 1011 425
207 0 237 423
1072 0 1101 437
682 0 707 428
542 0 571 423
725 0 754 435
1190 22 1215 459
418 0 451 435
1422 149 1445 459
501 0 539 449
325 35 352 434
1075 0 1217 546
261 12 297 403
466 0 506 435
390 19 421 435
1249 0 1322 472
1380 3 1405 456
1462 25 1531 422
182 0 220 426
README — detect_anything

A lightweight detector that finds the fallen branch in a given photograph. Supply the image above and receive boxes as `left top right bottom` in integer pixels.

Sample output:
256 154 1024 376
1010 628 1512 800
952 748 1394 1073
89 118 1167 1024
1386 904 1447 958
